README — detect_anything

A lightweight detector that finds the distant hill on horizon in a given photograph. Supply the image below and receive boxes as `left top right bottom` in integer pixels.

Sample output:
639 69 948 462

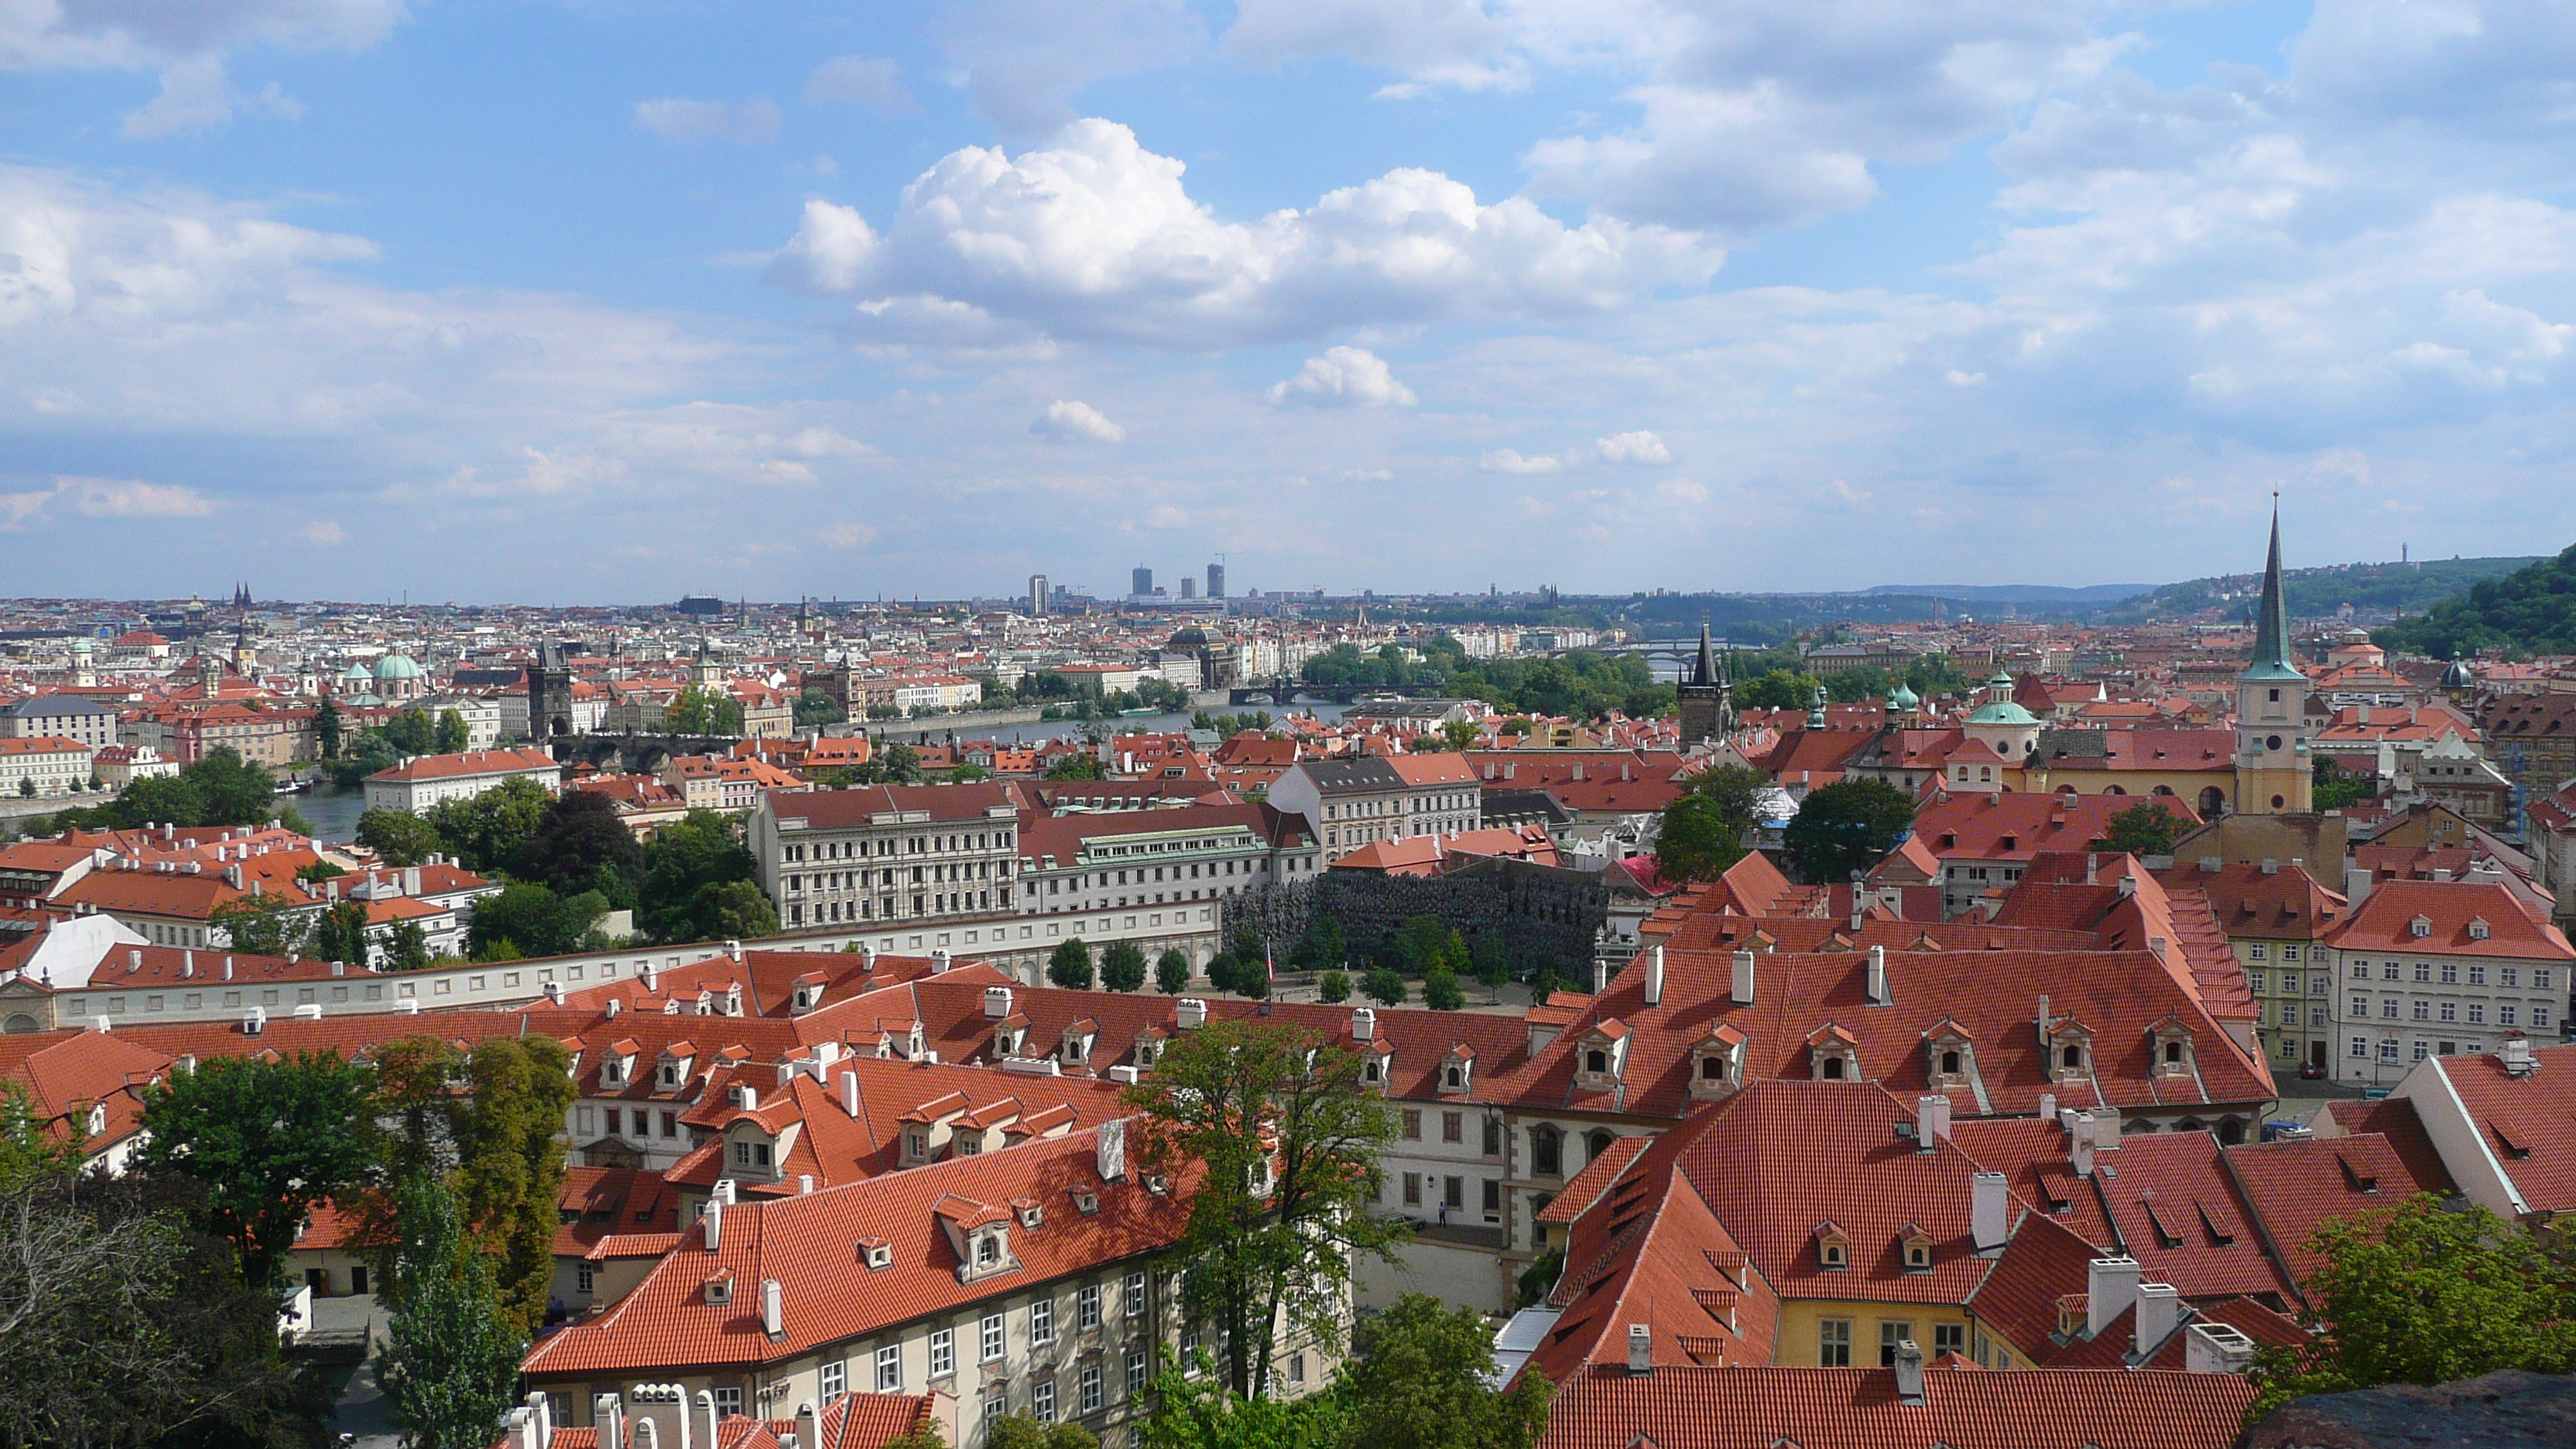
1865 583 2157 605
2373 545 2576 658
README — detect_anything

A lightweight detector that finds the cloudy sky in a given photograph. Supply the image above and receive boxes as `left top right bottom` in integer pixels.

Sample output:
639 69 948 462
5 2 2574 604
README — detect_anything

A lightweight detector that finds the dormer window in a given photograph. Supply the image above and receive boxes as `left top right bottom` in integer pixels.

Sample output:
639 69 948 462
1807 1023 1859 1082
905 1129 929 1163
976 1234 1001 1268
1017 1201 1043 1229
1899 1223 1935 1273
86 1102 107 1138
1816 1221 1850 1270
1574 1024 1629 1091
1690 1025 1746 1101
1444 1064 1464 1089
864 1242 893 1270
1073 1190 1100 1215
705 1272 735 1305
2410 916 2432 939
2468 918 2491 941
1584 1049 1608 1074
2149 1018 2195 1080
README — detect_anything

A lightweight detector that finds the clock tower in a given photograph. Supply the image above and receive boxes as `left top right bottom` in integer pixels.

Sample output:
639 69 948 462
2232 502 2312 815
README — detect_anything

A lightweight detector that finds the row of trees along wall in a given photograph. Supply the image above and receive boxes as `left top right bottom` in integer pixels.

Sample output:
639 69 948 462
1223 858 1609 981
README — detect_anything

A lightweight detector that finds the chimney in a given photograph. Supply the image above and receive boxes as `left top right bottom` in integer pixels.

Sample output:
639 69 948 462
984 985 1013 1019
128 948 142 972
1866 944 1889 1005
594 1396 625 1449
2502 1035 2537 1077
796 1403 818 1449
1097 1117 1127 1181
643 964 660 992
761 1277 784 1338
1971 1170 2008 1256
1625 1324 1652 1375
1915 1096 1941 1153
798 1173 814 1195
2087 1257 2140 1339
606 999 622 1019
1645 944 1665 1008
2117 873 2136 899
2260 858 2277 876
1892 1339 1926 1405
2073 1113 2096 1179
1731 949 1754 1005
2036 993 2051 1043
704 1197 722 1252
932 947 952 973
841 1070 861 1118
700 1391 719 1449
2084 852 2098 885
1352 1005 1375 1041
2037 1090 2055 1123
529 1392 553 1449
2185 1321 2257 1375
861 944 877 971
2134 1282 2182 1360
2091 1105 2122 1146
224 957 235 981
180 951 194 979
2345 865 2372 908
1176 998 1208 1029
405 865 422 895
2199 856 2221 874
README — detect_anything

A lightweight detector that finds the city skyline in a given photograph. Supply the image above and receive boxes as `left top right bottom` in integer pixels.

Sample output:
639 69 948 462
5 3 2575 601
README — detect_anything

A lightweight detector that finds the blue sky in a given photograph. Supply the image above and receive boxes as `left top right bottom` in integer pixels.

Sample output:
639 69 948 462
5 1 2574 604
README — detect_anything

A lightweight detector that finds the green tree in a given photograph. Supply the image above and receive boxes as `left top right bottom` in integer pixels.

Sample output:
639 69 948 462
377 1177 526 1449
1394 915 1451 975
794 689 847 728
635 809 764 944
0 1165 332 1448
0 1083 77 1188
663 685 745 736
1157 948 1194 994
315 696 344 758
133 1051 379 1287
1421 968 1465 1011
1364 967 1407 1006
1048 938 1095 990
1125 1021 1403 1400
1205 954 1240 995
1471 935 1510 1003
1317 969 1351 1004
384 709 437 755
1437 719 1481 751
1735 669 1822 712
423 775 551 873
1141 1353 1347 1449
388 916 433 971
2095 800 2185 858
1292 915 1347 972
2248 1197 2576 1420
467 881 605 959
209 891 313 956
2314 757 2376 810
456 1036 580 1334
1102 940 1149 992
1515 1247 1564 1309
312 899 373 967
1656 793 1751 884
1338 1293 1553 1449
1046 752 1108 780
515 788 644 903
433 708 471 753
1781 778 1917 886
360 807 445 866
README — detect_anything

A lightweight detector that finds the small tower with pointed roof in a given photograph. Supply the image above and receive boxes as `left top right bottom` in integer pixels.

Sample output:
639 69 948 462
1676 619 1732 743
2232 499 2312 815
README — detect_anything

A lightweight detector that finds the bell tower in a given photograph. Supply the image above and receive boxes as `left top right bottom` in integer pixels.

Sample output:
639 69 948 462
2232 500 2312 815
1676 621 1731 744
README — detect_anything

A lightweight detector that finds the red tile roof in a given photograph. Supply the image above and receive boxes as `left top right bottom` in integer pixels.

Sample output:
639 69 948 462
2325 878 2573 961
2433 1042 2576 1214
367 747 560 783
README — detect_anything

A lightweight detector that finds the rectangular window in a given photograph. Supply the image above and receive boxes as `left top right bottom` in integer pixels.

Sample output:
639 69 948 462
2413 1000 2430 1019
2249 944 2267 962
1880 1321 1914 1367
1032 1297 1055 1345
2248 971 2266 994
2378 1039 2400 1061
2502 968 2519 988
2416 962 2433 982
2469 966 2487 986
931 1327 955 1379
1403 1173 1421 1207
2468 1002 2485 1023
2501 1005 2519 1027
1445 1175 1464 1210
984 1392 1007 1432
982 1312 1006 1362
1079 1365 1102 1416
2352 996 2369 1018
820 1359 846 1399
1935 1324 1965 1357
2350 1036 2369 1058
1078 1283 1101 1331
1125 1350 1149 1399
1482 1117 1502 1156
876 1344 902 1392
1820 1321 1852 1368
577 1262 596 1295
714 1388 744 1418
2442 1002 2457 1021
1125 1269 1146 1317
1402 1110 1422 1140
1033 1382 1057 1423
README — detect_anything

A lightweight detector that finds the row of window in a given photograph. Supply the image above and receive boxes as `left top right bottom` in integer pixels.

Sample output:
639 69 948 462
1398 1108 1502 1150
1817 1319 1965 1368
832 1273 1153 1404
2352 997 2547 1027
2353 1036 2488 1062
786 830 1015 865
2351 960 2550 988
2246 972 2331 995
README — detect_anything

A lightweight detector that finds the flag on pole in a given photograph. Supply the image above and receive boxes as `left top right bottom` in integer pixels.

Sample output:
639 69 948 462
1266 943 1276 988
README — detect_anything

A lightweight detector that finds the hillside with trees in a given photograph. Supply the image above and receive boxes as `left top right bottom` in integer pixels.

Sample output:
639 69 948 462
2372 543 2576 658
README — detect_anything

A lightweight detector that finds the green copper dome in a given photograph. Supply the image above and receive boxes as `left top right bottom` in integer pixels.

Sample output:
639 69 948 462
1888 681 1920 710
1966 698 2039 726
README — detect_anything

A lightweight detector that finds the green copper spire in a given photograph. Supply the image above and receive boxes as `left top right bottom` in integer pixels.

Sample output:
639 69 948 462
2244 498 2304 681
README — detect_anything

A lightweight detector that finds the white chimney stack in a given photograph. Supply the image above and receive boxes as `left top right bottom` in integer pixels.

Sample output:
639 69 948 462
1625 1324 1652 1376
1731 949 1754 1005
1916 1096 1942 1153
698 1390 718 1449
2073 1114 2096 1179
2185 1322 2257 1375
1892 1339 1925 1405
1176 998 1207 1029
932 947 952 973
594 1396 625 1449
1352 1005 1375 1041
2134 1282 2182 1360
1645 944 1665 1008
861 944 877 971
841 1070 860 1118
704 1197 722 1252
2088 1257 2140 1340
796 1403 818 1449
1866 944 1889 1005
1971 1170 2009 1256
1097 1117 1127 1182
984 985 1013 1019
761 1277 783 1338
2037 1090 2055 1123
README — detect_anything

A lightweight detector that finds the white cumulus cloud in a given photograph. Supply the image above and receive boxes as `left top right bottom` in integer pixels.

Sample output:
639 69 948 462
764 120 1716 348
634 98 783 145
1594 429 1670 464
1478 448 1561 474
1266 347 1418 407
1 474 215 529
122 55 304 139
1031 399 1127 442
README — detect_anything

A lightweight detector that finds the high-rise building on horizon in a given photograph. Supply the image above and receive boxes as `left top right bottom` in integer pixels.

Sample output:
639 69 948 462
1180 577 1197 600
1207 562 1225 598
1028 574 1049 616
1131 566 1153 598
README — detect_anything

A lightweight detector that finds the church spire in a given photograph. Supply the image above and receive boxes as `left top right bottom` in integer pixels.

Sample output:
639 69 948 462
2244 495 2302 680
1691 619 1716 687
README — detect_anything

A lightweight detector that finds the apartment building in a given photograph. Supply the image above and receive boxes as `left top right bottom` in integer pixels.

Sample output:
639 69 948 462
1266 753 1478 860
752 782 1022 931
2327 874 2575 1088
1016 802 1319 922
0 736 97 796
2158 858 2347 1076
0 694 119 748
363 746 563 814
